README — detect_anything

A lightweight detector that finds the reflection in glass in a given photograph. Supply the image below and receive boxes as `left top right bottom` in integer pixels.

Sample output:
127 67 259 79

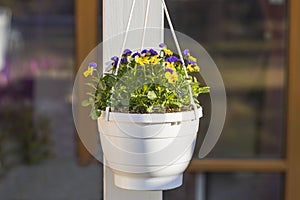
164 172 283 200
0 7 11 72
0 1 75 167
167 0 287 158
0 1 102 199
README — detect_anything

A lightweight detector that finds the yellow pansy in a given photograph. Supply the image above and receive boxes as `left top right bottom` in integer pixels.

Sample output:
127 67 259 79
165 71 178 83
163 48 173 56
142 57 150 65
83 66 94 77
149 55 161 65
165 62 176 70
187 64 200 72
135 56 145 66
188 55 197 62
135 56 151 66
187 64 194 72
194 65 200 72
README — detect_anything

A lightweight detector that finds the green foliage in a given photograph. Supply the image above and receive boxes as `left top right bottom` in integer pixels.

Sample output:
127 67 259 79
82 46 210 119
0 105 51 170
129 84 180 113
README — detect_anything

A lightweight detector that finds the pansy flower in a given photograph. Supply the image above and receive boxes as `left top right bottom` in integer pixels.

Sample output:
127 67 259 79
131 52 141 58
194 65 200 72
165 62 176 70
165 71 178 83
135 56 144 66
176 60 183 65
188 55 197 62
163 48 173 56
186 59 196 66
83 62 97 77
89 62 97 68
141 49 148 54
149 49 158 55
159 43 173 56
111 56 119 66
159 43 167 48
165 68 174 74
135 56 150 66
123 49 132 56
183 49 190 57
149 55 161 65
166 56 178 63
187 64 200 72
120 57 128 65
183 48 197 65
142 57 150 65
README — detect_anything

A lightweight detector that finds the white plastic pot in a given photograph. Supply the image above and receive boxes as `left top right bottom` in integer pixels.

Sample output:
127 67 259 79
98 107 202 190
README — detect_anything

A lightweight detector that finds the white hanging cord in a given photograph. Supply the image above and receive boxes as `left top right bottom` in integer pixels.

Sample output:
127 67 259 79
160 0 198 116
141 0 151 50
160 0 188 78
108 0 198 119
114 0 137 75
107 0 136 120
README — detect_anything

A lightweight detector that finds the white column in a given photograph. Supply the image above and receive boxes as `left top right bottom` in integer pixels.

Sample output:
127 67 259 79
0 8 11 71
103 0 163 199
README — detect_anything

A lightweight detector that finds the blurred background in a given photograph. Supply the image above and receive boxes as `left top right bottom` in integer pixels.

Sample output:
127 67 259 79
0 0 299 200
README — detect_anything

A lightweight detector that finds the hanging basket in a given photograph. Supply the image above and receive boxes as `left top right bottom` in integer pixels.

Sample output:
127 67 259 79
98 108 202 190
81 0 210 191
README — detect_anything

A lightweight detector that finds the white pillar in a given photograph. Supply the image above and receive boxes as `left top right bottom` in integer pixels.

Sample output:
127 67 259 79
0 8 11 72
103 0 163 199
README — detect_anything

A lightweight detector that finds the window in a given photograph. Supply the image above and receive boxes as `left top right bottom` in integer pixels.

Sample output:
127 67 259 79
0 1 102 199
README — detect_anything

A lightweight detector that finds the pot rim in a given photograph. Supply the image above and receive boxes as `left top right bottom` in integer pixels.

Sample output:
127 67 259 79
99 107 202 123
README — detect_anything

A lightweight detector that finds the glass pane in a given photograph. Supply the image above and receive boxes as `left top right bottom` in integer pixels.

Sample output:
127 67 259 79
167 0 287 158
164 172 283 200
0 1 102 199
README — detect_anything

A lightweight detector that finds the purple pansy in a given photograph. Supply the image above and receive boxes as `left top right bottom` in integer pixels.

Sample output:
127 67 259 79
165 68 174 73
137 65 142 69
132 52 141 58
123 49 132 56
149 49 158 55
159 43 167 48
186 59 196 65
166 56 178 63
141 49 148 54
111 56 119 62
120 57 128 64
89 62 97 68
183 49 190 56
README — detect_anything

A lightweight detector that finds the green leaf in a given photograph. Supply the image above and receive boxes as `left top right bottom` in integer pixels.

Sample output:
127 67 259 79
121 99 130 106
81 99 90 107
90 111 98 120
199 86 210 94
88 97 94 103
147 91 157 100
85 83 97 90
86 92 95 97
